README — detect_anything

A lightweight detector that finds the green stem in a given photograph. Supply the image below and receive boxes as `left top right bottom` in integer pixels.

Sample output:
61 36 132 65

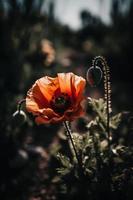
93 56 111 156
63 121 82 169
17 99 26 113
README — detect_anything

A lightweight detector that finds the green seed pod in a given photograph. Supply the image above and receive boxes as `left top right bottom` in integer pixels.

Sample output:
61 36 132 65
86 66 103 87
12 110 27 125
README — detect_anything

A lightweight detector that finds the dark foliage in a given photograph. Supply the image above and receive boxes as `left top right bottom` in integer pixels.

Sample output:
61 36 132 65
0 0 133 199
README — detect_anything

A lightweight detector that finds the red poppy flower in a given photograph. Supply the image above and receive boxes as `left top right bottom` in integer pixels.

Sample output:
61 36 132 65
26 72 86 124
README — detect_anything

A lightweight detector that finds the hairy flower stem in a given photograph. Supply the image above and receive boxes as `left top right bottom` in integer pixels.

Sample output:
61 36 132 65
17 99 26 113
93 56 111 159
63 121 83 174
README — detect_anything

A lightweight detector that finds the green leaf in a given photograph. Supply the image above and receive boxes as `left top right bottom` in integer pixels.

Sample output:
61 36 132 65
56 153 72 168
110 113 122 129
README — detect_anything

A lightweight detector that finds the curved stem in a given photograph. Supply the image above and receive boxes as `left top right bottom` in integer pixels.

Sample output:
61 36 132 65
92 56 111 156
17 99 26 113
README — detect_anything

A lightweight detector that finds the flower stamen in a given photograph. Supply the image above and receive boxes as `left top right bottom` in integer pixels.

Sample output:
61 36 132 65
50 93 71 114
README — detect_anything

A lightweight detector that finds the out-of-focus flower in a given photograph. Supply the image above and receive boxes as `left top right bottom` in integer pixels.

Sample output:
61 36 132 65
26 73 86 124
40 39 55 66
82 40 93 53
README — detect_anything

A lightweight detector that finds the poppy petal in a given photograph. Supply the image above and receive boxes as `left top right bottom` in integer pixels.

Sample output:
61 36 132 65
64 105 84 120
26 90 40 114
58 73 75 98
74 76 86 102
58 72 86 103
36 76 59 102
26 82 49 111
35 113 65 124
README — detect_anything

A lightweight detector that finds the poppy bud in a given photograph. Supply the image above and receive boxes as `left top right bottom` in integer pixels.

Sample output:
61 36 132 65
12 110 27 125
86 66 103 87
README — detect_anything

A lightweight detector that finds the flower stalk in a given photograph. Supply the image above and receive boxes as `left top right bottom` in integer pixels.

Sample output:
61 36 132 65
63 121 83 171
17 99 26 113
92 56 112 157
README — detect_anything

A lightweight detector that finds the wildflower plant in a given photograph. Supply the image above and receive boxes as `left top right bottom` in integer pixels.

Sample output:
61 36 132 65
14 56 133 200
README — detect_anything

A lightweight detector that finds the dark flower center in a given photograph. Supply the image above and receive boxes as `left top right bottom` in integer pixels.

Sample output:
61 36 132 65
50 93 71 114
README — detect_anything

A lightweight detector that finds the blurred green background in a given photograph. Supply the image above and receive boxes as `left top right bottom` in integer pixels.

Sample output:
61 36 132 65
0 0 133 199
